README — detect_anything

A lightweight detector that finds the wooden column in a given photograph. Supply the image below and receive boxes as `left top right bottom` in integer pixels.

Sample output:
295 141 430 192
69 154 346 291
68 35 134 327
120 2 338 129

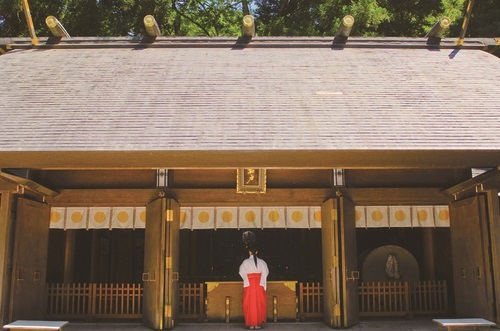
422 228 436 280
63 231 76 283
0 192 14 325
484 190 500 325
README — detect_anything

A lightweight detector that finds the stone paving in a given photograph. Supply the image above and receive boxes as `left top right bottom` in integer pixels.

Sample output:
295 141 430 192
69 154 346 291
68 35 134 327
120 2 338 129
63 318 442 331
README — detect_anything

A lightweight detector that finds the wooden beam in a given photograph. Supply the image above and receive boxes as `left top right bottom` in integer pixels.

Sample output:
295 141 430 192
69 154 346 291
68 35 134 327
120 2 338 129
48 188 336 206
48 189 161 206
0 171 59 197
1 150 500 169
340 188 450 205
0 178 17 191
442 167 500 199
47 187 450 206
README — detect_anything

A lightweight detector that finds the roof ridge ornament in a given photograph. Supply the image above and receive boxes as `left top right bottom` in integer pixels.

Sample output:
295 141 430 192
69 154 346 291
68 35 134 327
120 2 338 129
242 15 255 38
144 15 162 39
46 16 70 43
333 15 355 44
238 15 256 44
426 17 451 45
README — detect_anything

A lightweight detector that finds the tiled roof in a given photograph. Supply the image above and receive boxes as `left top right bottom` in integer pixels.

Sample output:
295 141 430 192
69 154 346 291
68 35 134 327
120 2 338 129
0 41 499 168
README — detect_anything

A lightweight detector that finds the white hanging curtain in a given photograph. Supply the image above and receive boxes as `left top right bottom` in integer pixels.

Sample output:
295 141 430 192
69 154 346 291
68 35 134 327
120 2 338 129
389 206 412 228
192 207 215 230
49 205 449 230
111 207 135 229
262 207 286 228
434 206 450 227
180 207 193 230
412 206 435 227
134 207 146 229
239 207 262 229
65 207 88 229
50 207 66 229
355 206 366 228
88 207 111 229
216 207 239 229
309 207 322 228
286 207 309 229
366 206 389 228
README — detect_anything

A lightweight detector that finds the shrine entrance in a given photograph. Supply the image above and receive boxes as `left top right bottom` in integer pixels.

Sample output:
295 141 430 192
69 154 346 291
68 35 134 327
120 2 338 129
176 205 324 325
172 198 359 328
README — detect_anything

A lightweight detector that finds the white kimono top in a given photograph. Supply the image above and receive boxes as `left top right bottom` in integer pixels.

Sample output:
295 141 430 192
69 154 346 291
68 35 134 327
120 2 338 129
239 255 269 290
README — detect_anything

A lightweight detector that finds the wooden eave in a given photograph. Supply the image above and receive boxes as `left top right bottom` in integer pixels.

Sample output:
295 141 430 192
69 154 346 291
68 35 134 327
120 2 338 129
0 170 59 197
1 150 500 170
443 166 500 199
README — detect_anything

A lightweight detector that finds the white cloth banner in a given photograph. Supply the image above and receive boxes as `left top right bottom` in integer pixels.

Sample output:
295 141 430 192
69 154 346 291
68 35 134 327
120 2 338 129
309 207 322 228
366 206 389 228
180 207 192 230
88 207 111 229
412 206 435 227
239 207 262 229
216 207 238 229
262 207 286 228
355 206 366 228
134 207 146 229
192 207 215 230
50 205 450 230
434 206 450 227
389 206 412 228
66 207 88 229
111 207 134 229
50 207 66 229
286 207 309 228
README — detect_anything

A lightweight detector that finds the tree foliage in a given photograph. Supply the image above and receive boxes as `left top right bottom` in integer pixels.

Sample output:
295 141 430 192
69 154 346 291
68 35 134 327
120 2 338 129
0 0 498 38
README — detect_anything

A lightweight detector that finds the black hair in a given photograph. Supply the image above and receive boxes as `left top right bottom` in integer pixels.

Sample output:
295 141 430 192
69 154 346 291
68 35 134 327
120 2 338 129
242 231 258 267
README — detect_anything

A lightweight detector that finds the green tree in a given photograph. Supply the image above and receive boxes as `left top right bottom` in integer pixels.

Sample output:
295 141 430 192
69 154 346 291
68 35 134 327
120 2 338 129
254 0 322 35
171 0 243 36
451 0 500 37
1 0 498 39
375 0 442 36
0 0 65 37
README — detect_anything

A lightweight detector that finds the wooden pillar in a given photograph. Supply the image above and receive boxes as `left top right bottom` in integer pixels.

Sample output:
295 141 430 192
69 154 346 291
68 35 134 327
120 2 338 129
484 190 500 325
422 228 435 280
0 192 14 325
63 231 76 283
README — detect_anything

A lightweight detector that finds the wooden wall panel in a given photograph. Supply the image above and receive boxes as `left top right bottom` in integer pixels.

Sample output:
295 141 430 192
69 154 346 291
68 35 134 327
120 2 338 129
346 169 470 188
32 170 156 189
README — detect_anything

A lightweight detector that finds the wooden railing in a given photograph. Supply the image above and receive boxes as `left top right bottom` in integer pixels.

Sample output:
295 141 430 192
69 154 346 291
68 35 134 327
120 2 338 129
298 282 323 320
47 283 204 320
47 283 142 319
410 280 448 315
298 281 448 319
359 281 409 317
179 283 205 320
48 281 447 320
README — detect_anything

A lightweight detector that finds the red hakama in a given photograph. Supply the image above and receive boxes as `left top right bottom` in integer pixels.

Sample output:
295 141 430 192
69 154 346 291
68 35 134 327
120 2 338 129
242 273 267 327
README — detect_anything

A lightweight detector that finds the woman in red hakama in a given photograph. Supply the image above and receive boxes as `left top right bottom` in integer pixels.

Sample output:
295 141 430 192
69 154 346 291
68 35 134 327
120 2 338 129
239 244 269 330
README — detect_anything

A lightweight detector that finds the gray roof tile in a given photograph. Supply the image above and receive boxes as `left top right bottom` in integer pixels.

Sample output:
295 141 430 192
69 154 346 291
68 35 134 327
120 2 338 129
0 45 499 157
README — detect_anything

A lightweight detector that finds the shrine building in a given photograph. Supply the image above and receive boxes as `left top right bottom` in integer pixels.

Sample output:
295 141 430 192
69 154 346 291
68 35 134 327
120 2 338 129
0 20 499 330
